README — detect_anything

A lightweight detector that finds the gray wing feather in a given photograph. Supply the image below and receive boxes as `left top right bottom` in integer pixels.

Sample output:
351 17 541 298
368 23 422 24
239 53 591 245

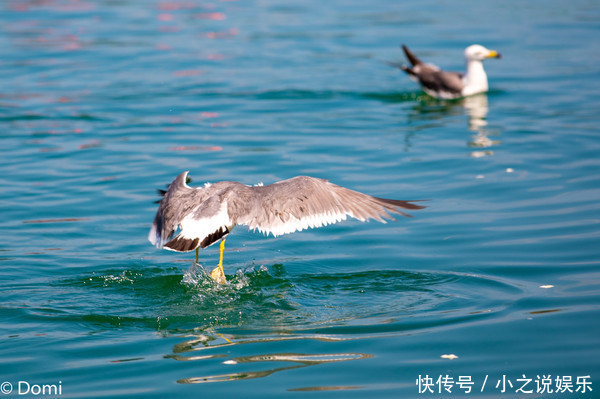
399 45 464 98
239 176 424 236
413 65 464 96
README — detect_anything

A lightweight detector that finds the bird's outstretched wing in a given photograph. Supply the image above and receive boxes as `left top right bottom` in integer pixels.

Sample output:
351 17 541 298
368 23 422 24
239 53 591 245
239 176 425 237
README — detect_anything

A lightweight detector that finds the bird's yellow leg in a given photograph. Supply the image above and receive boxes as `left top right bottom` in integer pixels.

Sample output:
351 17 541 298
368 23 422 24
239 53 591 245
195 247 199 264
209 238 227 284
218 238 226 273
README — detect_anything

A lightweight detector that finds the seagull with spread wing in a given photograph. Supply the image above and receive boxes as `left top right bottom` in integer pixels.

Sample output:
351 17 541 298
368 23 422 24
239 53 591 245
392 44 501 99
148 171 425 283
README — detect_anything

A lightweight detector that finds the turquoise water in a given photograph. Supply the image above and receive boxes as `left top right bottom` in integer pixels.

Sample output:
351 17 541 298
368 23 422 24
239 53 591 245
1 0 599 397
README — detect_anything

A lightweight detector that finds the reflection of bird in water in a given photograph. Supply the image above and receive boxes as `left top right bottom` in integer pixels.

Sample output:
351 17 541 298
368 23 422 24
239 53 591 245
462 94 500 157
401 93 499 157
463 94 489 131
172 333 372 384
391 44 501 99
149 171 425 284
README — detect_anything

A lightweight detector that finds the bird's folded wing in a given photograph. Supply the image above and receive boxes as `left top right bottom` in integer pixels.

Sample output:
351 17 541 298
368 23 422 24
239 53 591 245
149 171 195 247
416 68 464 95
148 171 222 249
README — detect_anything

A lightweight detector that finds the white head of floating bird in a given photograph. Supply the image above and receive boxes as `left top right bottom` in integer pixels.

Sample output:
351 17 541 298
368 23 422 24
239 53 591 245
149 171 425 283
394 44 501 99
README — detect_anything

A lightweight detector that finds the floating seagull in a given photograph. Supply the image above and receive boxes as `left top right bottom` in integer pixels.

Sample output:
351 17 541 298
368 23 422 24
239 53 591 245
392 44 501 99
148 171 425 283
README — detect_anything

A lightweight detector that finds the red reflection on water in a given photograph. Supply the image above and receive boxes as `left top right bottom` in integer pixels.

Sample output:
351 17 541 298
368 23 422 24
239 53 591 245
157 13 174 21
156 43 173 51
170 146 198 151
195 12 226 20
203 145 223 151
9 0 95 12
203 28 238 39
10 3 29 11
173 70 203 77
169 145 223 152
206 53 226 60
62 42 81 51
199 111 219 118
28 32 83 51
158 26 180 33
23 218 90 224
0 92 42 100
78 140 100 149
59 1 96 12
158 1 197 10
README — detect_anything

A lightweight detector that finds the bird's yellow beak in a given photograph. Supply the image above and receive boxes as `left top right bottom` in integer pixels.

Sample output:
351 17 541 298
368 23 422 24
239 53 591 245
487 50 502 59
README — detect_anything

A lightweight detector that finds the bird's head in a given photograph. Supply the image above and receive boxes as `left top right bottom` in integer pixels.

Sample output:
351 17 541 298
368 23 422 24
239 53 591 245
465 44 502 61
